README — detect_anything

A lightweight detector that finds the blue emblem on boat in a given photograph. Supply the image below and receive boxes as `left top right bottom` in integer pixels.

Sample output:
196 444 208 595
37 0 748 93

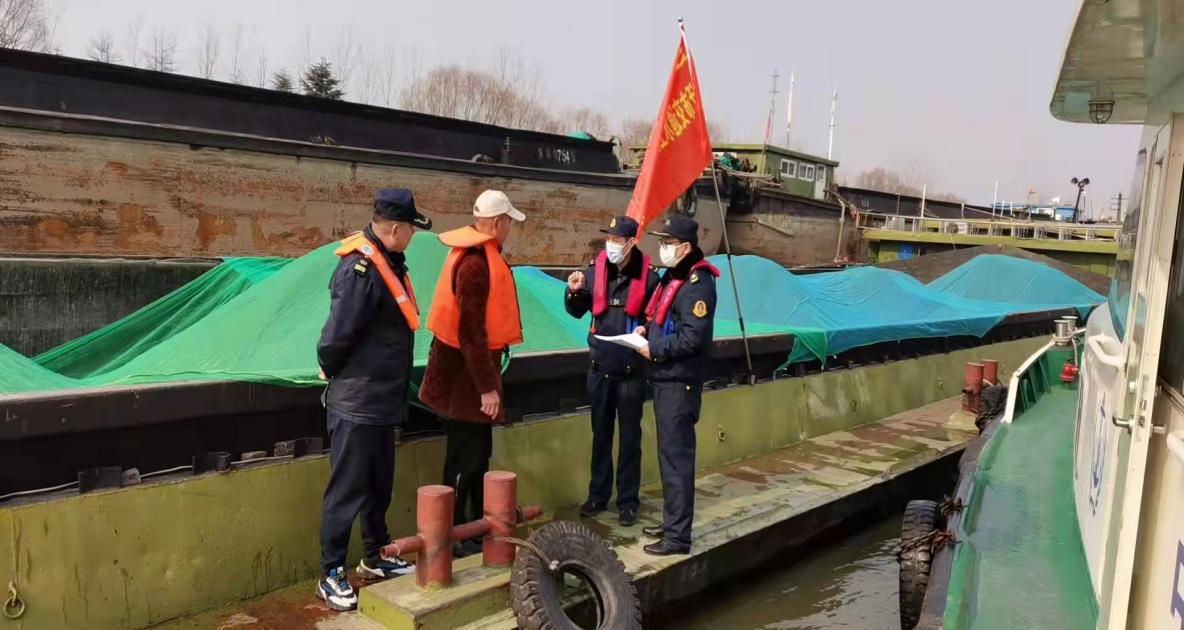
1171 540 1184 629
1088 398 1107 515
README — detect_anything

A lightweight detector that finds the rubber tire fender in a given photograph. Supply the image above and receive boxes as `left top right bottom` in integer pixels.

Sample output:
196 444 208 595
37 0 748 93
976 385 1009 433
510 521 640 630
899 499 941 630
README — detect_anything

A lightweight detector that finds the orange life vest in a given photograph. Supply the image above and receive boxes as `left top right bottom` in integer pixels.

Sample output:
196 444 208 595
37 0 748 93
426 226 523 349
335 232 420 331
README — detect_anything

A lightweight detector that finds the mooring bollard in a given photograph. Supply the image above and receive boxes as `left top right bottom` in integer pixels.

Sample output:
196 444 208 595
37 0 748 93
416 485 455 590
482 471 519 568
963 362 985 413
982 359 999 386
381 471 544 591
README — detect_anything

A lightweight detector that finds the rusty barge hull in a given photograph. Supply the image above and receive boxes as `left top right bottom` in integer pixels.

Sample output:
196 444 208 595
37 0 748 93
0 108 724 265
726 187 860 267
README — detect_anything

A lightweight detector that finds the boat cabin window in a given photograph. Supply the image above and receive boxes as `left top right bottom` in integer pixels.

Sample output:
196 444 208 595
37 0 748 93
816 166 826 182
1159 168 1184 393
1109 149 1146 341
780 159 797 178
800 164 816 181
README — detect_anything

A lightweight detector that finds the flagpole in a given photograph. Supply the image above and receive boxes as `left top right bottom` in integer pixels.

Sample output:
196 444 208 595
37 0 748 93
710 161 755 381
680 19 755 382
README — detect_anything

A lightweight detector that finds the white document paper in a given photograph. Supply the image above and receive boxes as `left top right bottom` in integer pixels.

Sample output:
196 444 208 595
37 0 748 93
593 332 648 350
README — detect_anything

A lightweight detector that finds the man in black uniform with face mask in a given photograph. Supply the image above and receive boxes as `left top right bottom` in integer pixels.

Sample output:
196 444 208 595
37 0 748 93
564 215 659 526
634 215 717 556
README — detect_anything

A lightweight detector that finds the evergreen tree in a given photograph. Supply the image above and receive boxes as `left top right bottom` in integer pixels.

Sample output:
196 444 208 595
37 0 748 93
300 59 344 99
270 69 295 93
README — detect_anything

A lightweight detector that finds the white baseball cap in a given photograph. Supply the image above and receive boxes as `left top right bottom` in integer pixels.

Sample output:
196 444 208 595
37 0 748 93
473 190 526 222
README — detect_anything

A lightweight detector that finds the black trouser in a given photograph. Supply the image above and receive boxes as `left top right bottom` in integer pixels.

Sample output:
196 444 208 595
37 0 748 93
652 381 701 548
586 368 645 511
319 410 396 574
441 419 493 525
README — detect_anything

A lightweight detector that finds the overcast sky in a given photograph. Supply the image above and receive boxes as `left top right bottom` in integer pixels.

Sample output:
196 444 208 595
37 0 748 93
55 0 1138 218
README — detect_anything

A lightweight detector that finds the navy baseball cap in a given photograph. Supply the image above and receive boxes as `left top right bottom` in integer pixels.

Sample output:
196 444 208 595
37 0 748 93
374 188 432 230
599 216 639 238
648 215 699 245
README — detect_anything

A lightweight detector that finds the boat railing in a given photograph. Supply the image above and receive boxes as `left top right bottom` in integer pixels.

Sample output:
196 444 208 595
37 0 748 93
856 213 1120 243
1002 327 1086 424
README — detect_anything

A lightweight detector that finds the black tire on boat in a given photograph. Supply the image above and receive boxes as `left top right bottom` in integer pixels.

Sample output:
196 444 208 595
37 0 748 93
976 385 1009 433
510 521 640 630
899 499 940 630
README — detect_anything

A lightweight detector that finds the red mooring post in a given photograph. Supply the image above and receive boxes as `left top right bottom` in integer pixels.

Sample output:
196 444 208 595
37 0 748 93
982 359 999 386
482 471 518 567
415 485 455 590
963 362 985 413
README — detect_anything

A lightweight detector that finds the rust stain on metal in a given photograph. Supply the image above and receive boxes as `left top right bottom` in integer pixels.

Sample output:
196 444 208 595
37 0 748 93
723 468 770 485
1 126 721 266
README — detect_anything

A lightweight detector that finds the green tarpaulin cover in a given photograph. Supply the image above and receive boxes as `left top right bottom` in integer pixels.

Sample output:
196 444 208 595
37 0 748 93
0 242 1101 397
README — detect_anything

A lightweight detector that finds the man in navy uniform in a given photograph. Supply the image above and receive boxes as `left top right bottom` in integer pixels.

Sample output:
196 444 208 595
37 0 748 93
564 216 659 526
315 188 432 610
634 215 718 556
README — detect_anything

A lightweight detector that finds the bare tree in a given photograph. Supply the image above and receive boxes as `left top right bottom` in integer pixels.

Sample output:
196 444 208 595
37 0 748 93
0 0 53 51
196 24 220 79
300 27 312 75
617 117 652 148
559 107 612 139
377 47 398 107
853 167 922 197
254 51 268 88
331 29 360 96
399 63 562 133
617 116 728 148
851 165 963 202
123 17 144 67
227 23 246 83
356 53 381 105
86 31 121 64
143 27 177 73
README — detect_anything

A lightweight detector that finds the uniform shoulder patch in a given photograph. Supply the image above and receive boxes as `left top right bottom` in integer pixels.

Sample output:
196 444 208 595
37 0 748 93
353 259 370 276
692 300 708 318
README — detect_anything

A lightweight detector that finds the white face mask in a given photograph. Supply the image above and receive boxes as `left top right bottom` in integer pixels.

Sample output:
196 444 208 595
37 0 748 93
659 243 681 267
605 241 628 265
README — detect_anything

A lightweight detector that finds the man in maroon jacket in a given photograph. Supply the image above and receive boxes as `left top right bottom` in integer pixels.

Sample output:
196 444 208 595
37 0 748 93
419 190 525 555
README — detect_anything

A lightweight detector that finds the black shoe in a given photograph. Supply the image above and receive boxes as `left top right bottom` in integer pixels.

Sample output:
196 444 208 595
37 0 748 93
579 499 607 518
644 539 691 556
357 556 415 580
618 507 638 526
641 525 664 539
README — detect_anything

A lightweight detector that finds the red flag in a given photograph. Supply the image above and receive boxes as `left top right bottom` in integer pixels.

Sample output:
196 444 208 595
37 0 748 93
626 25 713 230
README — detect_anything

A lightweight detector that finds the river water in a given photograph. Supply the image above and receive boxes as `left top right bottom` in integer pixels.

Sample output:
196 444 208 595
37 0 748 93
665 513 903 629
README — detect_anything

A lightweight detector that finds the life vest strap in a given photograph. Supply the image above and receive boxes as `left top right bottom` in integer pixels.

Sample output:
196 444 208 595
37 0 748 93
336 232 420 331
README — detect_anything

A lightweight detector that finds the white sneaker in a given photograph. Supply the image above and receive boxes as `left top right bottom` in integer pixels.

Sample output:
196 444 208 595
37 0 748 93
316 566 357 611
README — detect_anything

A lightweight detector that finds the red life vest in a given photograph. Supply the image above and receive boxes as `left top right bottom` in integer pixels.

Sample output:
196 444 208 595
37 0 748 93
591 250 651 325
644 259 720 327
335 232 420 331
